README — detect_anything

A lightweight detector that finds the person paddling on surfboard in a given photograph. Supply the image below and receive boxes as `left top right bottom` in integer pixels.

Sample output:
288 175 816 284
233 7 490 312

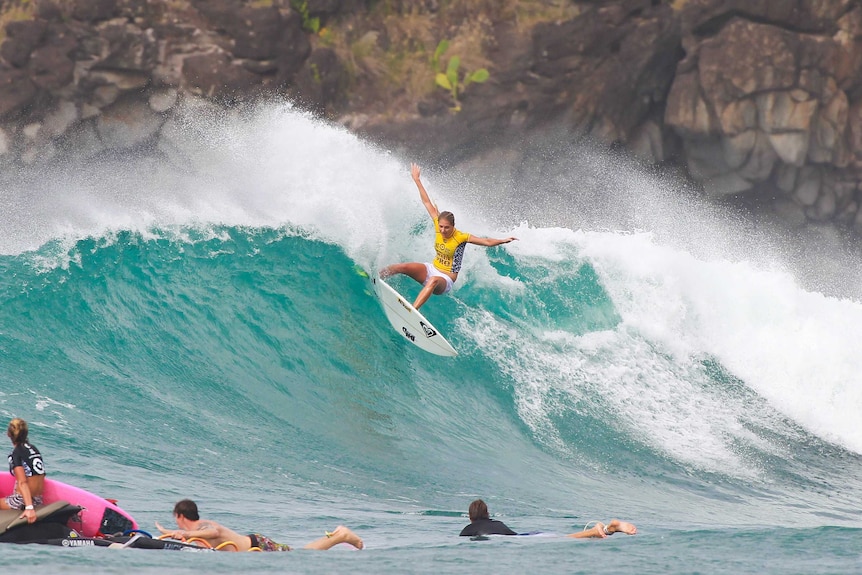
156 499 364 551
459 499 637 539
380 163 517 310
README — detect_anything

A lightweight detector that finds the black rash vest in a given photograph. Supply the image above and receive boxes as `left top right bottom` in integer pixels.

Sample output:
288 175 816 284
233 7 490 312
459 518 517 536
8 443 45 477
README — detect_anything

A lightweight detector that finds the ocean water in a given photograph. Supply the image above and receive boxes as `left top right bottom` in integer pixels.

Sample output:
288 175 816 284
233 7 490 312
1 102 861 574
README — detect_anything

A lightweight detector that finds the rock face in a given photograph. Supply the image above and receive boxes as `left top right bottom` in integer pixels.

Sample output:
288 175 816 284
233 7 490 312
3 0 862 234
0 0 324 160
356 0 862 235
665 1 862 228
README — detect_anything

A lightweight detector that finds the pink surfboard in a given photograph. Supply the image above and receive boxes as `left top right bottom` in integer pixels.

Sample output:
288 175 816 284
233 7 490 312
0 474 138 537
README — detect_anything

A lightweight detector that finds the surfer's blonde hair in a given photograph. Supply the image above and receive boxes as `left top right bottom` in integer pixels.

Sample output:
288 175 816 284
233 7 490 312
439 211 455 226
7 418 28 444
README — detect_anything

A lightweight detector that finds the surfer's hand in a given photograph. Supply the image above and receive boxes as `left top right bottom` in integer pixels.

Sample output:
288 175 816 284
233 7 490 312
21 508 36 523
411 162 421 182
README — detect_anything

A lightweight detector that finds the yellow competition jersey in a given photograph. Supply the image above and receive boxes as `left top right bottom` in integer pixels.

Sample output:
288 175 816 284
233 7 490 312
433 217 471 274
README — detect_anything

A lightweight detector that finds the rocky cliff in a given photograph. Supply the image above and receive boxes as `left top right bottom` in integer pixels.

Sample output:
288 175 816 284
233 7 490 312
2 0 862 234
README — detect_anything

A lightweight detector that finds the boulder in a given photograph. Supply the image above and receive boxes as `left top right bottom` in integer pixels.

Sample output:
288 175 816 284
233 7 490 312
181 51 263 100
95 97 163 149
847 100 862 169
685 136 730 179
71 0 119 22
0 65 37 117
29 45 75 91
291 48 347 113
698 19 797 110
194 0 286 61
27 23 77 92
679 0 850 35
94 22 160 71
1 19 48 68
718 98 757 135
736 130 777 180
629 120 665 164
756 91 818 134
794 165 822 206
89 69 150 92
768 132 810 166
232 6 284 61
721 130 756 169
666 70 716 136
40 100 79 139
148 89 178 113
192 0 241 31
275 10 312 84
808 89 849 164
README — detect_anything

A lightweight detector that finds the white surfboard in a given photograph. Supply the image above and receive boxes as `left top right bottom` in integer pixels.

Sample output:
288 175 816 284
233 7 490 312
372 275 457 356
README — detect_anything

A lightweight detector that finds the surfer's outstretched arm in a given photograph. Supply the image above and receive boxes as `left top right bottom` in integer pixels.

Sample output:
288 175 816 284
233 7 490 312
467 235 518 247
411 163 439 220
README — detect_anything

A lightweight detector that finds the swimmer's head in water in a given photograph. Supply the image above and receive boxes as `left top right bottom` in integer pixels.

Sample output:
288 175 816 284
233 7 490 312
469 499 489 521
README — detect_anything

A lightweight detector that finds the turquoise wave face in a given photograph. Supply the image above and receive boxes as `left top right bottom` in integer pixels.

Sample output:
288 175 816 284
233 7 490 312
1 226 861 529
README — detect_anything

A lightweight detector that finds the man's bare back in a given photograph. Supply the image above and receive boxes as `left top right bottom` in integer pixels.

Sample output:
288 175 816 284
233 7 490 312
156 499 363 552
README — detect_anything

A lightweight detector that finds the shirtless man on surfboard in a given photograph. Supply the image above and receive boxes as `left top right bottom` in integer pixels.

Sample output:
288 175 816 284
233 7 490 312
156 499 363 551
380 163 517 310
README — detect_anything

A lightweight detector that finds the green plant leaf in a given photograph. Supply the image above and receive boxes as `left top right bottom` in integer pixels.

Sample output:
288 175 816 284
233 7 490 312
446 56 461 86
435 73 452 90
469 68 489 83
446 56 461 76
433 39 450 69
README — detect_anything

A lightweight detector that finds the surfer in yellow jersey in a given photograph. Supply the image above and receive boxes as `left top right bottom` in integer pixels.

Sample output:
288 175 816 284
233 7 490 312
380 163 518 310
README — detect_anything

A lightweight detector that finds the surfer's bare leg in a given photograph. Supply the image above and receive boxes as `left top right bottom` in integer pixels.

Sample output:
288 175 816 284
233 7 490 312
568 523 608 539
567 519 637 539
605 519 637 535
303 526 364 550
413 276 446 310
380 262 427 283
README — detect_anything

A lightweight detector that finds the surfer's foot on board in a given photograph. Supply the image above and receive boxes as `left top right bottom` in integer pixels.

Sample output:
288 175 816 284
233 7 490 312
605 519 637 535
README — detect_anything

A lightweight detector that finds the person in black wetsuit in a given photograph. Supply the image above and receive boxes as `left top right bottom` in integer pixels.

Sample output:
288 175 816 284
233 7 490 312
459 499 637 539
459 499 517 536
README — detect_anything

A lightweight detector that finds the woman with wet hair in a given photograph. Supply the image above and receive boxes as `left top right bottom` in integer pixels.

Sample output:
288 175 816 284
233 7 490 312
1 418 46 524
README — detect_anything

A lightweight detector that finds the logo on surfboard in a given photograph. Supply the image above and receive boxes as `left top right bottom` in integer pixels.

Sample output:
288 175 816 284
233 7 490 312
419 321 437 338
402 327 416 341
